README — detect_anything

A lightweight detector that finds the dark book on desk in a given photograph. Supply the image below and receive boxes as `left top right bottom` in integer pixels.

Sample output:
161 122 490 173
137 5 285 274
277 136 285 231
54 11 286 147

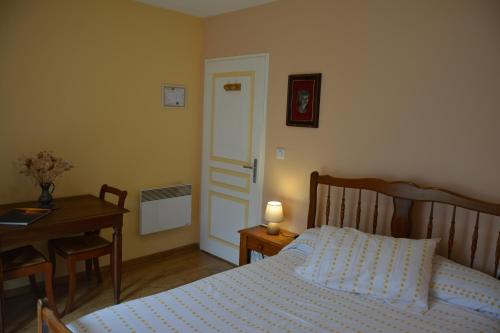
0 208 51 226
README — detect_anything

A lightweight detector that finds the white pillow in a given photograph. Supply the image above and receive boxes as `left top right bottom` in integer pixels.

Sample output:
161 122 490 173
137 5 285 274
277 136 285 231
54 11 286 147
281 227 324 254
431 255 500 318
295 226 439 312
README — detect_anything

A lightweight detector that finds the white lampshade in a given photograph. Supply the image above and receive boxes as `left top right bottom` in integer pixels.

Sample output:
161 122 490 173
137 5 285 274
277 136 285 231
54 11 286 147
264 201 284 223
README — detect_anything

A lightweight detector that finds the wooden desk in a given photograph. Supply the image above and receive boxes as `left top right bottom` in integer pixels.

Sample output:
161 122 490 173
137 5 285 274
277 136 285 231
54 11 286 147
0 195 128 331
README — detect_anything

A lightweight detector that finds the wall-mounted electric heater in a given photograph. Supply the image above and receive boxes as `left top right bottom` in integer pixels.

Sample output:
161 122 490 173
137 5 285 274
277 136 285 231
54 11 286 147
139 184 192 235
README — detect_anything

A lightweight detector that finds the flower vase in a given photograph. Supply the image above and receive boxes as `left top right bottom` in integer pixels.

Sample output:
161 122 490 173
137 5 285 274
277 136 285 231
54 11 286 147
39 182 55 208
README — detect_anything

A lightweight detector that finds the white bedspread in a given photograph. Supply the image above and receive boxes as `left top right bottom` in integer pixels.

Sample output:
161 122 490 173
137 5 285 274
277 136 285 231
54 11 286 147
69 248 500 333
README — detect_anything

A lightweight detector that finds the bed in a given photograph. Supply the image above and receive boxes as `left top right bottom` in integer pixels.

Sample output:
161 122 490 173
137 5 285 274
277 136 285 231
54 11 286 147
40 171 500 333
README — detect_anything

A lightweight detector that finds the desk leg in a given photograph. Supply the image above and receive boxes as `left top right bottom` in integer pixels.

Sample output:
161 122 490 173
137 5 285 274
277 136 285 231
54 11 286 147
0 255 4 333
112 221 123 304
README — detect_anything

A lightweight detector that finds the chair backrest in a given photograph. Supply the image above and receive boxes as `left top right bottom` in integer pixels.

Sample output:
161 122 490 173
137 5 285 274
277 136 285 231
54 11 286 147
99 184 127 208
37 299 70 333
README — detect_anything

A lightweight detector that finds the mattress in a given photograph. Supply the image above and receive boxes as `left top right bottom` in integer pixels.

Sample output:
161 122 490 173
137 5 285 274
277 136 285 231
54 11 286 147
68 247 500 333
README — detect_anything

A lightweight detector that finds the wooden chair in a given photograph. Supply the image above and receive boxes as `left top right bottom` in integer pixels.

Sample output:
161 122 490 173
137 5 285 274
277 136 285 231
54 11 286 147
48 184 127 315
0 246 57 331
37 298 70 333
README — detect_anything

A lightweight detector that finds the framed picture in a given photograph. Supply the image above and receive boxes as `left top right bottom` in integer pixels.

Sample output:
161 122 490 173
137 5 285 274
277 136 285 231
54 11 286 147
286 73 322 128
163 85 186 108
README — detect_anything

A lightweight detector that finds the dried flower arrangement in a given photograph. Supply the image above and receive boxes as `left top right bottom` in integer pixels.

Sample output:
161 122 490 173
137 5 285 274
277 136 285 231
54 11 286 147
18 151 73 185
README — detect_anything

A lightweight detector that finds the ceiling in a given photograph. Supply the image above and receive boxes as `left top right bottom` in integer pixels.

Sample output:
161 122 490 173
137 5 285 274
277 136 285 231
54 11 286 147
136 0 277 17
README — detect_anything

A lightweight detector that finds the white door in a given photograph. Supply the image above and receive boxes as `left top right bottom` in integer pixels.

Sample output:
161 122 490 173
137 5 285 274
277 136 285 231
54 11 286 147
200 54 269 264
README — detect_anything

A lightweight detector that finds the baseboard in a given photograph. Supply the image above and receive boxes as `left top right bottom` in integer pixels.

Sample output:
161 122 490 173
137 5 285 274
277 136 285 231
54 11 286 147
5 243 200 299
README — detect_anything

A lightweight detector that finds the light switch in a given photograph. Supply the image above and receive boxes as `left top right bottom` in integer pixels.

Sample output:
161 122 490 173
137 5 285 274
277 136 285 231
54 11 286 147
276 147 285 160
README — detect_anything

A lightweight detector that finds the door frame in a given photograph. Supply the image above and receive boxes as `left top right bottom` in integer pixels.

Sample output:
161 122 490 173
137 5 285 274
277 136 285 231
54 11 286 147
200 53 269 263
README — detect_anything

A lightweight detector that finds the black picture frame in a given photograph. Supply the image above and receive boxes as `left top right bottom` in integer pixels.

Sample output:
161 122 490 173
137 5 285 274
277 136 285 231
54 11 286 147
286 73 322 128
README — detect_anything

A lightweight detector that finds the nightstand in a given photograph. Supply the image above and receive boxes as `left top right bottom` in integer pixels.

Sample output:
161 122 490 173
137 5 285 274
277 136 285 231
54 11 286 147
238 225 298 266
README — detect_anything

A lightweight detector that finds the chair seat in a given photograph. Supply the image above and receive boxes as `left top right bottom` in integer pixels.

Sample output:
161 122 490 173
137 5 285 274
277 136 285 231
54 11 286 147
50 235 111 255
1 245 47 271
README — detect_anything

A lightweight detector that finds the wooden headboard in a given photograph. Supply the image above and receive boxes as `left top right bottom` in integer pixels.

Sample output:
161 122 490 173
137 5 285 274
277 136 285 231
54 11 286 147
307 171 500 278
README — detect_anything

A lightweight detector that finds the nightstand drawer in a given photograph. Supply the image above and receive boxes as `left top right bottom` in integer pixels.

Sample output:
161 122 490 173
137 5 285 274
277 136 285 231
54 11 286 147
246 237 281 256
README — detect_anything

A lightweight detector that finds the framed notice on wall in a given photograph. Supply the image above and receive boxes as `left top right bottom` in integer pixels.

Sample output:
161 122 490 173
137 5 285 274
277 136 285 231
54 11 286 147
163 85 186 108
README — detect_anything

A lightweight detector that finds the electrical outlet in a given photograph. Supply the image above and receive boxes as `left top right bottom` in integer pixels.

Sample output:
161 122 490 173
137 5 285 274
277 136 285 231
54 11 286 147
276 147 285 160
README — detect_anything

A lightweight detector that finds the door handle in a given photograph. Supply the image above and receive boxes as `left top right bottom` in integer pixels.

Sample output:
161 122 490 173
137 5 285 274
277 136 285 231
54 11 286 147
242 158 257 183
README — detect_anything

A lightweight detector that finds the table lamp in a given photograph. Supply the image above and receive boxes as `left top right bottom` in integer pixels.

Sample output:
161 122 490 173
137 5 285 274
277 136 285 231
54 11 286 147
264 201 283 235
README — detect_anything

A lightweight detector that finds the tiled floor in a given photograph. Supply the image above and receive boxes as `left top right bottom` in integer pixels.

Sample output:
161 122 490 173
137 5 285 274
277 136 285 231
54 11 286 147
6 245 233 333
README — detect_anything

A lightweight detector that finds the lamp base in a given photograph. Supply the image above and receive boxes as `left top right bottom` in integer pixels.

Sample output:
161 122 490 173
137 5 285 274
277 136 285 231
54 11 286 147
267 222 280 235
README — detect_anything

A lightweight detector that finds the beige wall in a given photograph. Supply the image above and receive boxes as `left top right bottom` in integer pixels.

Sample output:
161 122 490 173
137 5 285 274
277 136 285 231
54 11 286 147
2 0 500 280
0 0 203 284
204 0 500 269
